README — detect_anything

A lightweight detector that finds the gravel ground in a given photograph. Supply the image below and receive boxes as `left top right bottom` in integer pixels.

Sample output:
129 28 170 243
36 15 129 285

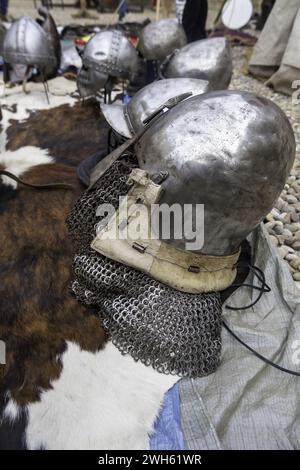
230 45 300 289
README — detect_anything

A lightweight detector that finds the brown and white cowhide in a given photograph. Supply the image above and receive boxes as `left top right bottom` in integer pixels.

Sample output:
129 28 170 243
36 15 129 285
0 78 178 450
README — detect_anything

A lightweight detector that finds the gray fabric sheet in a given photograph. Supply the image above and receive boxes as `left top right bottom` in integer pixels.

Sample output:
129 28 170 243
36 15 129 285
250 0 300 69
249 0 300 95
180 224 300 450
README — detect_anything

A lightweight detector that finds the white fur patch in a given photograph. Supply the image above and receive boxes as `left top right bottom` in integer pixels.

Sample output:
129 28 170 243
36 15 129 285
0 78 179 450
0 146 54 188
21 342 177 450
2 400 20 422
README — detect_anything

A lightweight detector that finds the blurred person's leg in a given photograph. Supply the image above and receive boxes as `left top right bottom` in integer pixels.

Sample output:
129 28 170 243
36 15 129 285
182 0 208 43
119 0 128 21
257 0 276 30
0 0 9 19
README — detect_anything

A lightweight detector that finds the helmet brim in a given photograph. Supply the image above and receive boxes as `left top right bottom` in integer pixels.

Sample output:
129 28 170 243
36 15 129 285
101 103 132 139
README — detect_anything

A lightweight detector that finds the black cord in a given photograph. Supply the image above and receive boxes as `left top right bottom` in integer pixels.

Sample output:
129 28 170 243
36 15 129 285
223 320 300 377
0 170 74 190
224 260 300 377
225 263 271 311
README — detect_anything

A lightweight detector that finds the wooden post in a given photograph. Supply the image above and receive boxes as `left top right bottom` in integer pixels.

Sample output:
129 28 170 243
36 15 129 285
156 0 161 20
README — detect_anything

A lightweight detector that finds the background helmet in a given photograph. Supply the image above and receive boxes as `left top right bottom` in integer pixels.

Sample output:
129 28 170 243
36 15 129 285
101 78 211 138
138 18 187 61
3 16 56 68
163 37 232 90
135 90 295 256
77 30 140 98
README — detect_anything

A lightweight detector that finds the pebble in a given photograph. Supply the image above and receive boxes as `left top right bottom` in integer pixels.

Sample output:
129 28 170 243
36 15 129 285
291 182 300 192
286 195 298 204
285 253 298 262
292 241 300 251
284 236 295 246
273 225 284 235
289 265 296 274
287 176 296 184
295 230 300 241
291 211 299 222
276 235 286 246
282 229 293 238
269 235 279 247
290 258 300 270
278 246 292 259
275 197 285 211
293 272 300 281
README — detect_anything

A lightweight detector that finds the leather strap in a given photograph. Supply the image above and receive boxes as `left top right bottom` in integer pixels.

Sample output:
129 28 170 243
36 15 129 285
0 170 74 190
88 92 193 190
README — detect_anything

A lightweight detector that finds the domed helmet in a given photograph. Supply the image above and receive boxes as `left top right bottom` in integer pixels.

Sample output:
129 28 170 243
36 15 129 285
3 16 57 68
134 90 295 258
163 37 232 90
101 78 211 139
77 30 140 98
138 18 187 61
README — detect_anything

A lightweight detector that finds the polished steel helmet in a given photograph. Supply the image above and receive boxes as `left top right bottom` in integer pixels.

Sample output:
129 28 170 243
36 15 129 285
3 16 57 68
101 77 210 138
163 37 232 90
77 30 140 98
138 18 187 61
135 90 295 256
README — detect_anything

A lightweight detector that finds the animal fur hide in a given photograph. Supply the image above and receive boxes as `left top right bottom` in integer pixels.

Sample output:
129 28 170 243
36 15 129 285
0 78 178 450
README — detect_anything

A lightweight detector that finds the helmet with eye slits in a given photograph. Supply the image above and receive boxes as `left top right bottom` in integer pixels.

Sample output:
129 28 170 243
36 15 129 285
77 30 140 98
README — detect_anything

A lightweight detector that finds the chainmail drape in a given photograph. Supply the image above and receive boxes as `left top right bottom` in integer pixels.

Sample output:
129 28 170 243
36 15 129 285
66 156 222 377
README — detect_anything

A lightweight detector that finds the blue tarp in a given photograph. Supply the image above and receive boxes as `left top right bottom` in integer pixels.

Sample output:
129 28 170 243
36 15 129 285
150 383 186 450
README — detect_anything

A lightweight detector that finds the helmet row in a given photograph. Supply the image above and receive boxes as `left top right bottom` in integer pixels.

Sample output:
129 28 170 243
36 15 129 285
77 18 232 98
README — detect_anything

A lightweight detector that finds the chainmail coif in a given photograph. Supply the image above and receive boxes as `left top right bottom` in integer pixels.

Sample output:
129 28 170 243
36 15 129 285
66 156 222 377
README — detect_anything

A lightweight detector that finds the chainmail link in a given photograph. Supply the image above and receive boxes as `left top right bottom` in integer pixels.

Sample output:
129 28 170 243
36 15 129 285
66 157 222 378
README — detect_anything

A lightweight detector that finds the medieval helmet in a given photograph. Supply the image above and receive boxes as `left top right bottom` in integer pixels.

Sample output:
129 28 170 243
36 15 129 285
101 78 211 139
77 30 140 98
163 37 233 90
138 18 187 61
3 16 57 68
134 90 295 258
